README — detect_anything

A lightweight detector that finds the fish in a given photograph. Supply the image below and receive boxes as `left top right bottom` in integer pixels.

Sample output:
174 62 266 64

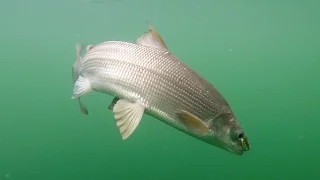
71 24 250 155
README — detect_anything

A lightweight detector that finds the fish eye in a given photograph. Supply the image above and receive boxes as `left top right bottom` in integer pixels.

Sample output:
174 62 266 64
236 131 244 140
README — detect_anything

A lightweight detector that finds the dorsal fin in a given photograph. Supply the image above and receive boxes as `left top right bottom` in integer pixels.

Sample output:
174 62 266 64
136 24 169 51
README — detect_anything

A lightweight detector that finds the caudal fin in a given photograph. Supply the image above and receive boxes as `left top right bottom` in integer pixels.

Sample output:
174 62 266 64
78 98 89 115
75 43 83 62
73 43 89 115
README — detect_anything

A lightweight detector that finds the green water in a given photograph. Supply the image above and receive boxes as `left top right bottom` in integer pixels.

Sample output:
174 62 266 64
1 0 319 179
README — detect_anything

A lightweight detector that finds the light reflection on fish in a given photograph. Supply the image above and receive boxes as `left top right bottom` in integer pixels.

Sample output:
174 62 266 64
71 25 250 155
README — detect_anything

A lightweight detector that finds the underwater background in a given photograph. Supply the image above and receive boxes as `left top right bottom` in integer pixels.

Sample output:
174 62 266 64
0 0 319 179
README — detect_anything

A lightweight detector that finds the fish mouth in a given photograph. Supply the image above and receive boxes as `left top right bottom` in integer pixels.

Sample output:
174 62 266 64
240 137 250 151
233 141 250 155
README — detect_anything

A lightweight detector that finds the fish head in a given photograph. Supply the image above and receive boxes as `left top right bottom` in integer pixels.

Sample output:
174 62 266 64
206 113 250 155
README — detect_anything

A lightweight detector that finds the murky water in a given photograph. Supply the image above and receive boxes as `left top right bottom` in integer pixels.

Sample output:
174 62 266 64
0 0 319 179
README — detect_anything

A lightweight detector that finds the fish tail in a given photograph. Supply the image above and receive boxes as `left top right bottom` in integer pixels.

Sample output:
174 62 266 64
75 43 83 63
78 97 89 115
73 44 81 83
73 43 89 115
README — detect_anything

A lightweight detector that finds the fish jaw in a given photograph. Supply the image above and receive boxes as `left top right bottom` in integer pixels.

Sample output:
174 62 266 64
173 111 249 156
194 130 246 156
145 107 249 156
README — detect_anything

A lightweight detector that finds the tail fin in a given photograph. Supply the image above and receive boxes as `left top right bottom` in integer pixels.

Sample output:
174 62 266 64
78 98 89 115
73 43 83 83
73 43 89 115
75 43 83 64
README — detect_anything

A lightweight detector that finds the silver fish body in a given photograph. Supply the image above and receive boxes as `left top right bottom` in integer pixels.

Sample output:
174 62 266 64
72 25 250 155
81 41 225 121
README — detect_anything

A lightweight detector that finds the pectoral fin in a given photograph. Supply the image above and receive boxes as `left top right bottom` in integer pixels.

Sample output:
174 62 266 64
112 99 145 140
136 24 169 51
177 110 210 136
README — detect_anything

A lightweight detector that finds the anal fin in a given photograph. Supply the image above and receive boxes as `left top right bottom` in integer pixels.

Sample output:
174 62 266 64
113 99 145 140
